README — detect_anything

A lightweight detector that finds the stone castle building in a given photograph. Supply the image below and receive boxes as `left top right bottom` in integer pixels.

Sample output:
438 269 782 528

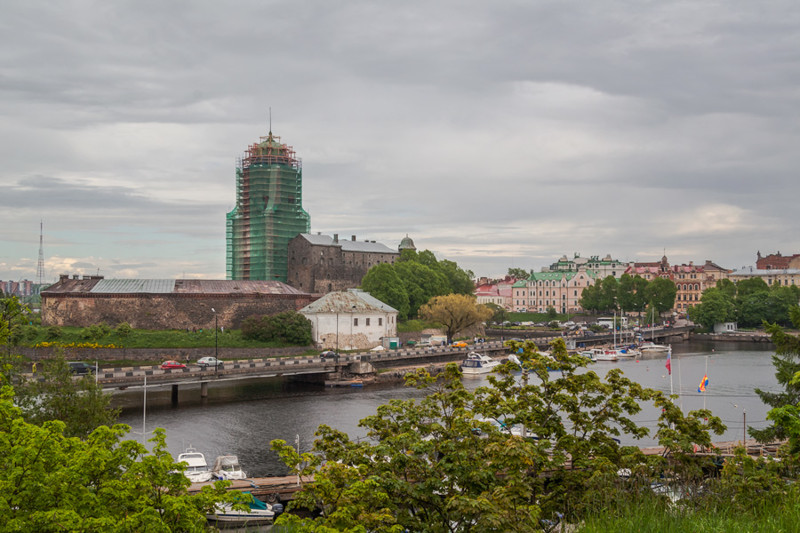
286 233 401 294
41 275 312 329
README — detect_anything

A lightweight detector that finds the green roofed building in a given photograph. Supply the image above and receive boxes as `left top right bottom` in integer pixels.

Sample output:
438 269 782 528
226 130 311 281
511 270 599 313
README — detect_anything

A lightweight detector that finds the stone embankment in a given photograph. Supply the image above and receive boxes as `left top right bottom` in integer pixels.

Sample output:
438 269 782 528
690 331 774 343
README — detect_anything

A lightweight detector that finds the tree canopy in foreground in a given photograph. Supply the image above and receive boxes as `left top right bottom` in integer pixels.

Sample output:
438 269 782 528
0 385 236 532
271 338 727 532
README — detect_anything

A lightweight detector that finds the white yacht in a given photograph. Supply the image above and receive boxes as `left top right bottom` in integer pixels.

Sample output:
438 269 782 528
640 342 671 353
212 455 247 480
177 447 213 483
460 352 502 375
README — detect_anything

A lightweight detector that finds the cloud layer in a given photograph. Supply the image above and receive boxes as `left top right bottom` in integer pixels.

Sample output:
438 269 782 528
2 1 799 282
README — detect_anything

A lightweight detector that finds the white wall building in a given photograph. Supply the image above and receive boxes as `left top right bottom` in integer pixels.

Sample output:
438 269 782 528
299 288 398 351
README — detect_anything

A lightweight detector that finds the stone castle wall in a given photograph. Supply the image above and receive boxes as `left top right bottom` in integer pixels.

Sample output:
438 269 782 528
41 293 313 330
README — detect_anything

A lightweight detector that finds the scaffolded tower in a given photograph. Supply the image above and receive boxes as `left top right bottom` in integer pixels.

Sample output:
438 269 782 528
226 131 311 281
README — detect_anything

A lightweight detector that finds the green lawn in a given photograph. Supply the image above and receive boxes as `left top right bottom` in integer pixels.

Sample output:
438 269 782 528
23 326 298 350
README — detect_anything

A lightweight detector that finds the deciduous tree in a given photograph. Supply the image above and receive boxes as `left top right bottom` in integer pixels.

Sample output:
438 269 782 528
0 386 236 532
418 294 492 344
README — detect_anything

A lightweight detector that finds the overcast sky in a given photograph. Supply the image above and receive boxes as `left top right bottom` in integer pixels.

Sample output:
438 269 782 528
2 1 799 284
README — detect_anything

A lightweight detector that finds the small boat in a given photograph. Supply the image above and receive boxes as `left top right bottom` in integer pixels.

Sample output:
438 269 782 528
177 446 213 483
211 455 247 480
206 492 277 526
461 352 501 374
586 348 618 361
616 345 641 358
640 341 671 353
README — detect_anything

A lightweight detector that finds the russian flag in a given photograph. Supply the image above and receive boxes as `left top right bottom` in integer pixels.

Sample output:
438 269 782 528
697 374 709 393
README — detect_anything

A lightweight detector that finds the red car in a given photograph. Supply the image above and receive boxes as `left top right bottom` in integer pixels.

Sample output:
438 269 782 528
160 360 187 370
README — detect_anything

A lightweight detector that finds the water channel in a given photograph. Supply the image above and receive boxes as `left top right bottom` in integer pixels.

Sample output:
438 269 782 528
115 340 780 478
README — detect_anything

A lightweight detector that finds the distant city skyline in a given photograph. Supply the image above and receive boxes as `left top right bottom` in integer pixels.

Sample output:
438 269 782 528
2 2 799 282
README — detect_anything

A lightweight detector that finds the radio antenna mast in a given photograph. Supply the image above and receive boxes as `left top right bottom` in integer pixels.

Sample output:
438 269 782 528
36 220 45 286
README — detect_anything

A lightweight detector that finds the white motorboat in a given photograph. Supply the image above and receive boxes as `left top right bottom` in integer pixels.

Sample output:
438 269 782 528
616 346 641 358
212 455 247 480
587 348 618 361
207 492 277 526
640 342 671 353
177 446 213 483
461 352 501 374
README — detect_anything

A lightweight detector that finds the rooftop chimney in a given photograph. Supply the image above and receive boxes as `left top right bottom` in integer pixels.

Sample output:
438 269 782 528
351 235 356 241
333 234 339 243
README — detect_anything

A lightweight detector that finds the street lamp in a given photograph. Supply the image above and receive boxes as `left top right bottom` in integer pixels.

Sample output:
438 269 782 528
211 308 218 376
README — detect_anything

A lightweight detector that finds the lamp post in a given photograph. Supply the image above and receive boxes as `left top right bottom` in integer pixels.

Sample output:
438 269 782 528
211 308 218 376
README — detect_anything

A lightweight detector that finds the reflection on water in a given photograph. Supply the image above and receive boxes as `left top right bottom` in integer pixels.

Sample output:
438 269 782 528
116 341 779 477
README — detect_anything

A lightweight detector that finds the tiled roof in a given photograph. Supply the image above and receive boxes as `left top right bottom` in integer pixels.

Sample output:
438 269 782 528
300 289 397 314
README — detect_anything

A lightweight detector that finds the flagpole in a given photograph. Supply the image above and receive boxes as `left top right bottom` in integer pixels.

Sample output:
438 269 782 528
678 356 683 412
669 348 673 397
703 356 708 410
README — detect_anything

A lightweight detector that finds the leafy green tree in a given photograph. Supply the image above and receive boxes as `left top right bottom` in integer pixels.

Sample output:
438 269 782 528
437 259 474 295
618 274 647 313
272 365 545 532
716 278 737 299
271 339 727 530
361 263 411 319
394 261 449 318
599 276 620 312
0 386 235 532
736 277 769 298
508 267 530 280
752 306 800 443
418 294 492 344
13 354 119 439
579 282 603 312
687 288 737 330
644 277 677 314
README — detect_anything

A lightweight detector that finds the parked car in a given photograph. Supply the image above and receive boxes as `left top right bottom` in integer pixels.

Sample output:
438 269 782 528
319 351 338 360
197 356 224 370
69 361 94 375
161 360 187 370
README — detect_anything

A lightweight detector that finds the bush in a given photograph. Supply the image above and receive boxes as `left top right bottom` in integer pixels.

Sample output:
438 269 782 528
46 325 62 339
115 322 133 338
242 311 312 345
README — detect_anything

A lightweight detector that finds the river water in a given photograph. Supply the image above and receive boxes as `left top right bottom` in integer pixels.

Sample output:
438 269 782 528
115 341 780 478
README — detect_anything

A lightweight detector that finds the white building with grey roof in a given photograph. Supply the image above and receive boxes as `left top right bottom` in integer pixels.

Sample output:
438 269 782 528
299 288 398 351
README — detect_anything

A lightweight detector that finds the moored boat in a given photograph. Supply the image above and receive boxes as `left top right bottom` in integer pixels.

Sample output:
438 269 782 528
211 455 247 480
640 341 671 353
206 492 278 526
461 352 501 374
177 446 213 483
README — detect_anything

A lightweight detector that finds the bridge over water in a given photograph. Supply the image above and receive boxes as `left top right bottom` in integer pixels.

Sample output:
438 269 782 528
91 326 691 402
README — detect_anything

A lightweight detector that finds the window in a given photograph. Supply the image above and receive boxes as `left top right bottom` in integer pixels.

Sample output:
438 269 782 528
354 318 359 326
366 318 371 326
378 317 382 326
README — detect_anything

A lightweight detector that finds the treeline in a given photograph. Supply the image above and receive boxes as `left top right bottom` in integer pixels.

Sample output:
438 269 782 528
361 249 474 319
580 274 677 314
689 278 800 330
